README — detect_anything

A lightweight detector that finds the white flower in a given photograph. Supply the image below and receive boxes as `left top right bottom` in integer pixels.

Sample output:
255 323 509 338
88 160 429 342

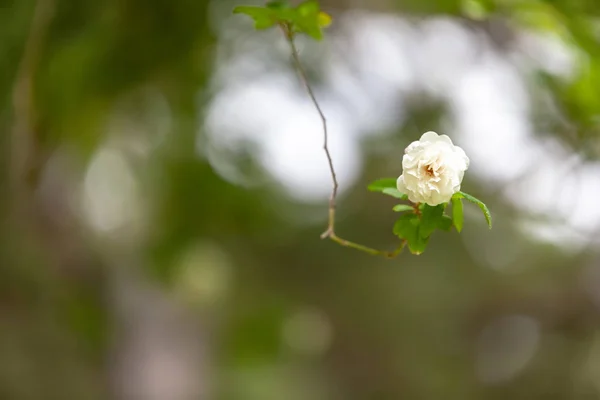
396 131 469 206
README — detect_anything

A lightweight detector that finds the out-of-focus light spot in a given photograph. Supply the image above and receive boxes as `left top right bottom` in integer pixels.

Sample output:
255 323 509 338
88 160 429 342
476 315 540 384
261 109 360 202
107 87 172 158
37 147 79 229
282 308 333 357
517 30 577 79
508 151 600 247
415 18 479 94
204 75 360 201
519 218 588 254
82 147 142 236
452 55 533 182
174 242 232 307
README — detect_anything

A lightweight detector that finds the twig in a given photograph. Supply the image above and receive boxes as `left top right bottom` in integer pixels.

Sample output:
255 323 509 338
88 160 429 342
282 24 404 258
285 31 337 239
10 0 55 202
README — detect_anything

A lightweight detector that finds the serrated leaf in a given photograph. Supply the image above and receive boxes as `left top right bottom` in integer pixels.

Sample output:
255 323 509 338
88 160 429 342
438 215 453 231
382 188 408 200
393 214 428 255
234 1 330 39
451 197 464 232
420 204 445 238
233 6 270 18
233 6 277 29
255 18 277 29
270 7 296 21
392 204 414 213
393 213 418 238
456 191 492 229
294 19 323 40
292 0 327 40
408 234 429 254
296 0 320 16
233 5 297 30
367 178 397 192
266 0 290 8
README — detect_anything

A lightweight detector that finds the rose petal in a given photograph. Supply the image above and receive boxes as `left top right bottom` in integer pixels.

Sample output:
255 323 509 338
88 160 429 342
436 134 453 144
419 131 439 142
396 175 407 193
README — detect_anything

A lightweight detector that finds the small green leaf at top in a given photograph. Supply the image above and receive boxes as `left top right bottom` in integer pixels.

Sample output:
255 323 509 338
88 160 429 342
266 0 290 8
234 3 297 30
297 0 319 15
455 191 492 229
233 6 278 30
393 204 414 213
451 197 464 232
235 1 331 40
293 0 329 40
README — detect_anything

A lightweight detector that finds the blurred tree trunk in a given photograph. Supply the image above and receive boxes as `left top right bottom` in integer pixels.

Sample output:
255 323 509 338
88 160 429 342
109 265 210 400
8 0 212 398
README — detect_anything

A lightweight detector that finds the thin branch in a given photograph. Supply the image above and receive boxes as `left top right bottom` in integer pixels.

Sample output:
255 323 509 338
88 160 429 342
285 32 338 239
11 0 55 203
283 25 404 258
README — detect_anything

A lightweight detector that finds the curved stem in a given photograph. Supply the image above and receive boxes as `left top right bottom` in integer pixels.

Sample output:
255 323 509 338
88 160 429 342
285 32 337 239
284 26 403 258
11 0 55 200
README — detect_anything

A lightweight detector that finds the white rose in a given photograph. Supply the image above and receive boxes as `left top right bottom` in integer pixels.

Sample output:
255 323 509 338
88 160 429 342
396 131 469 206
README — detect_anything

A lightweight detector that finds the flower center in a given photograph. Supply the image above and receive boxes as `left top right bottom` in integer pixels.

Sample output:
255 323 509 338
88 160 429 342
424 165 435 177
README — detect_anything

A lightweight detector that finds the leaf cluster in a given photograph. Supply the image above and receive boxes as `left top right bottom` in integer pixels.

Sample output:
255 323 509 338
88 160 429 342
368 179 492 255
233 0 332 40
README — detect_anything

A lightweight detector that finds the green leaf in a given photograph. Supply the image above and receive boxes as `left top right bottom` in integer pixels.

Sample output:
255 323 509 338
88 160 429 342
456 191 492 229
233 4 297 30
255 18 277 29
296 0 319 16
393 213 418 238
318 12 332 27
367 178 397 192
438 215 453 231
393 214 428 255
233 1 331 40
266 0 290 8
233 6 278 30
382 188 408 200
451 197 464 232
407 235 429 255
233 6 268 17
420 204 445 238
292 0 326 40
367 178 407 199
392 204 414 213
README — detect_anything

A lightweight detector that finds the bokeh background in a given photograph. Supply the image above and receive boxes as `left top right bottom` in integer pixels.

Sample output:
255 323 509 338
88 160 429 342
2 0 600 399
